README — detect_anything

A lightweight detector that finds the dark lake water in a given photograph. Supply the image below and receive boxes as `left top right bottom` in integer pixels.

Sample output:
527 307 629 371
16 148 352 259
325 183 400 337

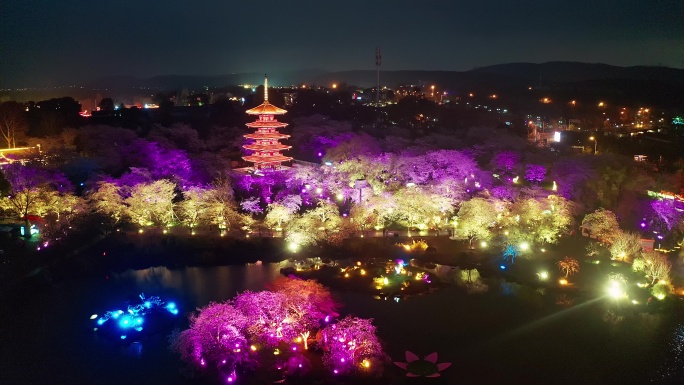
1 263 682 385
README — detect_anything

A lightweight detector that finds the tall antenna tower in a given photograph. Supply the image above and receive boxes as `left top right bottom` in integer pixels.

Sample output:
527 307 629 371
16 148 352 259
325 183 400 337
375 47 382 106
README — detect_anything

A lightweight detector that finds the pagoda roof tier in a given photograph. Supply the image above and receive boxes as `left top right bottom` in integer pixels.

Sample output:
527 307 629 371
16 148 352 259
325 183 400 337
245 102 287 115
243 154 293 163
243 143 292 151
244 132 290 140
245 121 288 128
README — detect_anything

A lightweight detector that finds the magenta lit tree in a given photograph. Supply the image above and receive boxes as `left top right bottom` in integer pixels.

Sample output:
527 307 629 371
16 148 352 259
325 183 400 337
650 199 683 233
270 276 339 320
234 291 299 345
269 276 340 348
491 151 521 174
524 164 547 183
319 316 385 375
170 302 250 371
171 279 383 381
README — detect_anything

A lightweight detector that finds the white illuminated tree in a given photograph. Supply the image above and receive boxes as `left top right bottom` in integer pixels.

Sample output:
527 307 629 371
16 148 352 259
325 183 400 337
285 215 320 247
609 231 642 261
0 165 73 230
178 186 214 230
240 196 263 216
264 203 295 232
204 177 239 231
88 181 127 224
349 204 379 236
581 208 620 243
633 252 671 285
125 179 177 227
454 198 497 248
508 195 574 245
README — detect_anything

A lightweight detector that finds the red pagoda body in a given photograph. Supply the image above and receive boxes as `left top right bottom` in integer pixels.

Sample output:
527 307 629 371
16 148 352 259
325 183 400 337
242 76 292 170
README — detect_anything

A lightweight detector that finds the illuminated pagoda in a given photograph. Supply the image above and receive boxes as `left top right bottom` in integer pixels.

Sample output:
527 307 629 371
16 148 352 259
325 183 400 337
242 75 292 170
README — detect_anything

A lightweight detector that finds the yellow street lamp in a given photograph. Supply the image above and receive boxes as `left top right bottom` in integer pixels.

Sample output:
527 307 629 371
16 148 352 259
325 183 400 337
589 136 597 154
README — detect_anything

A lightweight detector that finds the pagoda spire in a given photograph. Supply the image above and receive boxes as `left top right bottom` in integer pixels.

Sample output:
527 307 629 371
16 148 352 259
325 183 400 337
264 74 268 102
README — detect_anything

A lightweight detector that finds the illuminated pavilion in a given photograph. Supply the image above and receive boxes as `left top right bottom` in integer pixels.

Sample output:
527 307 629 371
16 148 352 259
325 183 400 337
242 75 292 170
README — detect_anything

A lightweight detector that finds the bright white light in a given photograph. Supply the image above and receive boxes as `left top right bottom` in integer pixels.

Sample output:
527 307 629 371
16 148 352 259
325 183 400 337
553 131 561 142
520 242 529 251
480 241 487 248
608 281 625 299
539 271 548 280
288 243 299 252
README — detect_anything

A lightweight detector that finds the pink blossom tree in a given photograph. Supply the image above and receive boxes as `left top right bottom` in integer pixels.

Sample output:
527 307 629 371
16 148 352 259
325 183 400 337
319 316 385 375
170 302 250 371
233 291 300 345
269 276 340 348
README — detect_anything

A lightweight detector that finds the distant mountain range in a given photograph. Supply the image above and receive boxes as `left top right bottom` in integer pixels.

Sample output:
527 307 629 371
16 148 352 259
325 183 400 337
4 62 683 107
87 62 684 90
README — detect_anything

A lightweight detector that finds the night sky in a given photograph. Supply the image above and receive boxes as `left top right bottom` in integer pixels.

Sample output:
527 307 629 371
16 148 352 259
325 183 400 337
2 0 683 87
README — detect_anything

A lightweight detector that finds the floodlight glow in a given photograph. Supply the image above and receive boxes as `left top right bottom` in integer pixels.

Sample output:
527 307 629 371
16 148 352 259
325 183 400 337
480 241 487 248
539 271 548 280
520 242 529 251
553 131 561 142
608 281 625 299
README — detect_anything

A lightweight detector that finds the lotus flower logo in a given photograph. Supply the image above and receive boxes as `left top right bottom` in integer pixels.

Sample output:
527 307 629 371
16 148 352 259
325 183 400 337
394 351 452 378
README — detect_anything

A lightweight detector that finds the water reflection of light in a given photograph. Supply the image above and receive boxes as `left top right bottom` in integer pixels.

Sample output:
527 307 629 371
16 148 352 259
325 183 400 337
126 341 143 358
656 324 684 381
118 264 282 306
473 296 604 352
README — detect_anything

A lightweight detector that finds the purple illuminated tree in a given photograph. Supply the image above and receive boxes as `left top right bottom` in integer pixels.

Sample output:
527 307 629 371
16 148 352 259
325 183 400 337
233 291 299 345
319 316 385 375
550 157 596 201
650 199 683 233
240 196 263 215
269 276 340 349
524 164 547 183
491 151 520 174
170 302 250 371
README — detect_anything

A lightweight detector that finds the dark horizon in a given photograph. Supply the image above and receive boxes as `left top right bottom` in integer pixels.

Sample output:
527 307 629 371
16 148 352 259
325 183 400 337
2 1 684 88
